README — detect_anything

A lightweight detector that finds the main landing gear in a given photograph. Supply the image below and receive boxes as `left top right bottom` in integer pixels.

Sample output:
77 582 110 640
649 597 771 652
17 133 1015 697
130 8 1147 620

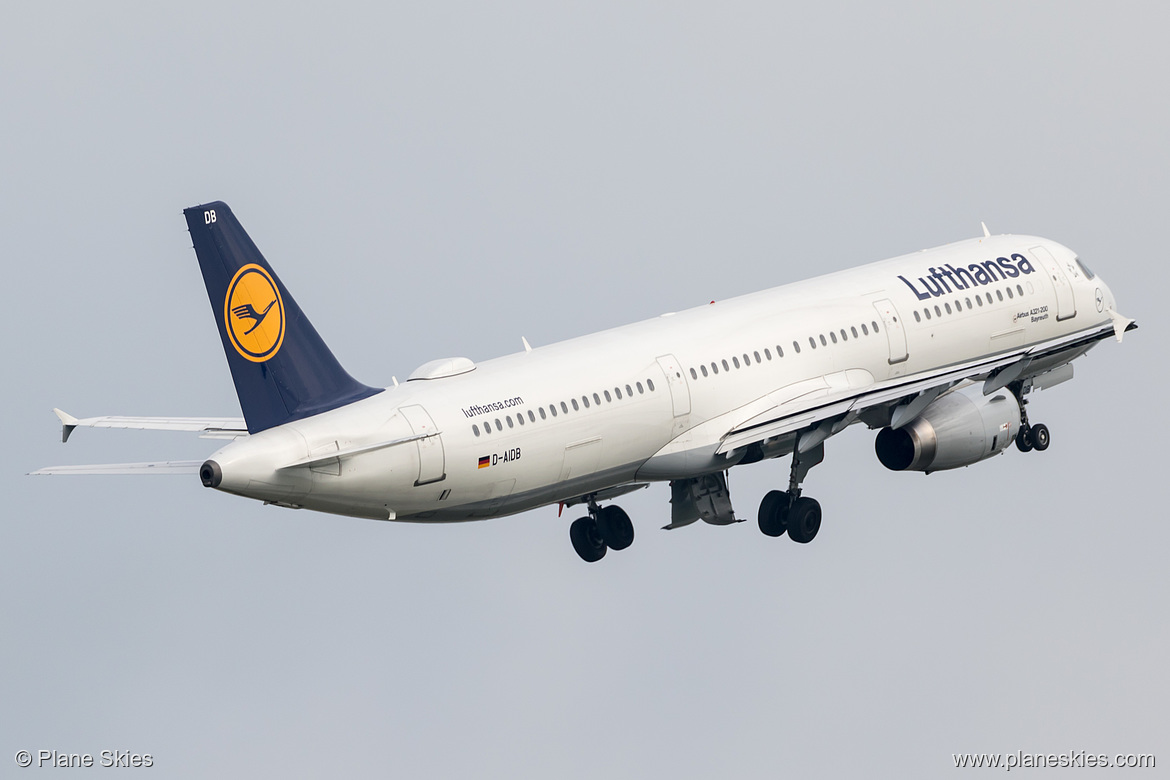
1012 385 1051 453
570 501 634 563
758 441 825 544
1015 422 1051 452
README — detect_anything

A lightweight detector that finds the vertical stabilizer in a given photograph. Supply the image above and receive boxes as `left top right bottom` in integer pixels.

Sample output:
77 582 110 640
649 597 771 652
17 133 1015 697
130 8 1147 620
184 201 381 433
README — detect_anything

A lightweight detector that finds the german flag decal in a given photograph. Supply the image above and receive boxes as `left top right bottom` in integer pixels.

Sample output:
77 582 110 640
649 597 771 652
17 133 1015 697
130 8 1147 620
478 456 491 469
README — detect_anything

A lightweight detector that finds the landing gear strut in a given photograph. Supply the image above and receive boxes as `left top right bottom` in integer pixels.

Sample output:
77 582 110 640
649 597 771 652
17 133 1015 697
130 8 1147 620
758 441 824 544
569 500 634 563
1012 384 1051 453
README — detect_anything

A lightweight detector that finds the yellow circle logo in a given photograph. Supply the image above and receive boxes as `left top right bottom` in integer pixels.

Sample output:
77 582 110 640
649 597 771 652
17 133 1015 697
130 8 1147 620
224 264 285 362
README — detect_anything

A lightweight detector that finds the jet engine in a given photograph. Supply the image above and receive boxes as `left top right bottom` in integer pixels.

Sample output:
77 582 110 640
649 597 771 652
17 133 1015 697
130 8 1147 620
875 385 1021 473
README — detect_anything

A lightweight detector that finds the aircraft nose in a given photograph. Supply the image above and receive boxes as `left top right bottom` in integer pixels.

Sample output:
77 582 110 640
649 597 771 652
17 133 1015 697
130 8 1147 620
200 460 222 488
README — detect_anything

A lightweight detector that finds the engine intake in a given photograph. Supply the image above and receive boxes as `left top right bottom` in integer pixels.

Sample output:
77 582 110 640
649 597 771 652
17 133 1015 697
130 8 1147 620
875 385 1021 473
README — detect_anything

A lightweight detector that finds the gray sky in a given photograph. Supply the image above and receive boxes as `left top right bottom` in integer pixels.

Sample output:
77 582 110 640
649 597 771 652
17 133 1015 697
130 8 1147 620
2 3 1166 777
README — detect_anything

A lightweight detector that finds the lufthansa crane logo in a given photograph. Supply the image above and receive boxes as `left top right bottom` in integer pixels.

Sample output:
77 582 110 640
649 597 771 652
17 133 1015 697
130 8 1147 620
224 264 285 362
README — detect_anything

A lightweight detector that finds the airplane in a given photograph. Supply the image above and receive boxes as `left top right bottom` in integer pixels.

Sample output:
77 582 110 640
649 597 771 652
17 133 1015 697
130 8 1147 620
34 202 1136 562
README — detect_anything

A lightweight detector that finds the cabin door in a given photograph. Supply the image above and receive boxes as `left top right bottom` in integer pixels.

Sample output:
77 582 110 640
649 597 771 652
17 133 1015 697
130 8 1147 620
1030 245 1077 321
872 299 909 369
398 405 446 486
656 353 692 435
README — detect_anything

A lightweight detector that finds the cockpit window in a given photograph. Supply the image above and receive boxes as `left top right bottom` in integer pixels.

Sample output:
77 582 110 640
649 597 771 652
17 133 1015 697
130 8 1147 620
1075 256 1096 280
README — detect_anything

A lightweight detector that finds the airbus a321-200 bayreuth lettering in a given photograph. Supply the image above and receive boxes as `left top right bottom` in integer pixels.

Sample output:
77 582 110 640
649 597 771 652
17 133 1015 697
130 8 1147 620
35 202 1137 563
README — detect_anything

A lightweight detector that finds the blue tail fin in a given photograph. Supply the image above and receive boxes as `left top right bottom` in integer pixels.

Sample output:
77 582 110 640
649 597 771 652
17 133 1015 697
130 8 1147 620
184 201 381 434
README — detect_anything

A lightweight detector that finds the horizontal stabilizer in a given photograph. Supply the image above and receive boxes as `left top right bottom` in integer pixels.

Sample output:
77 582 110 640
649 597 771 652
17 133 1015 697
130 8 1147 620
52 408 247 443
30 461 203 476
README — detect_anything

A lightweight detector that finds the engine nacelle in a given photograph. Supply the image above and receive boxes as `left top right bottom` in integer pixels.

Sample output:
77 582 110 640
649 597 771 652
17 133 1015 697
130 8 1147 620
875 385 1021 473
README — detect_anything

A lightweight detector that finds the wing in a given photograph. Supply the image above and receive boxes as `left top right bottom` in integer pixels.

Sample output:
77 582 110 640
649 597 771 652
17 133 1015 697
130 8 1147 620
52 408 248 443
713 315 1135 459
30 461 203 476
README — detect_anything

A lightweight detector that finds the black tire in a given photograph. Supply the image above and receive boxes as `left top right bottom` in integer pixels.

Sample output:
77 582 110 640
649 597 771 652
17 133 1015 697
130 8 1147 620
596 505 634 550
787 497 822 544
1031 423 1051 451
758 490 790 537
570 517 607 562
1015 426 1034 453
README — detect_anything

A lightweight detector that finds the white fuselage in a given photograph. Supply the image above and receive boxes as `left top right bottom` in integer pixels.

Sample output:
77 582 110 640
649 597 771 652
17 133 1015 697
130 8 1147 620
207 234 1115 521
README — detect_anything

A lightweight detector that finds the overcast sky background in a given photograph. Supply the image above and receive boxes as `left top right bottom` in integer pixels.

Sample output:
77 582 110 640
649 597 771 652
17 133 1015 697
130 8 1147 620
2 3 1166 778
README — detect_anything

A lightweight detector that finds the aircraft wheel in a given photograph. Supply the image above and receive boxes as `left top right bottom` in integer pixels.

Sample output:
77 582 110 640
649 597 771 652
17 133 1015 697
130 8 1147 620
1030 423 1051 451
758 490 790 537
1015 426 1034 453
570 517 607 562
786 497 822 544
596 505 634 550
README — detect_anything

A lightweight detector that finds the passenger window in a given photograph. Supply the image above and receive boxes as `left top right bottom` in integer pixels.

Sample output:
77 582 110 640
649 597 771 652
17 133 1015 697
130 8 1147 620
647 379 655 391
581 396 589 409
604 390 612 402
539 407 547 419
861 323 869 335
965 297 972 308
872 320 880 333
732 356 740 369
742 354 750 366
765 348 773 360
776 345 784 358
754 350 761 362
711 363 719 375
925 308 931 320
615 387 623 399
996 289 1003 302
473 424 480 437
914 310 921 322
560 401 568 414
637 382 644 394
945 302 952 314
954 300 962 311
506 416 514 428
517 414 524 426
1016 284 1023 296
851 326 858 338
700 365 708 377
793 340 801 353
483 422 491 434
934 305 941 317
528 410 535 422
809 337 817 349
690 368 697 380
626 384 633 396
840 329 847 341
986 293 993 305
495 419 502 431
571 398 579 411
829 331 837 344
722 359 730 371
819 334 827 346
550 405 558 417
1007 287 1014 298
